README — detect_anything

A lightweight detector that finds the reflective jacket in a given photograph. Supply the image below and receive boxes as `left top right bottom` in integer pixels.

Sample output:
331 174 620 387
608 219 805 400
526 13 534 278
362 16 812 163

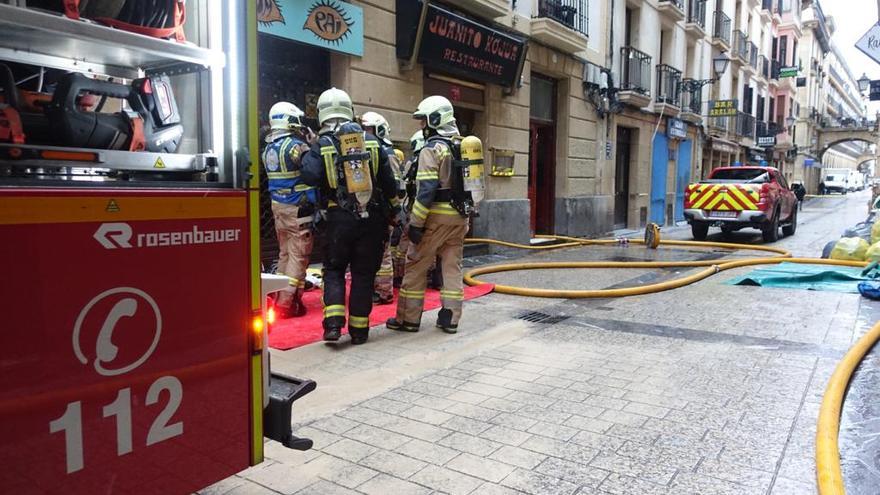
261 135 318 205
300 129 399 216
410 137 467 228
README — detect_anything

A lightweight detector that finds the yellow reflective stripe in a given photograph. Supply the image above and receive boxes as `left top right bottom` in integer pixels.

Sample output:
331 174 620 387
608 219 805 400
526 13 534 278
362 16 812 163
349 315 370 328
323 305 346 318
321 145 337 189
429 202 459 216
440 291 464 301
267 171 299 179
294 184 315 192
377 268 394 276
417 171 439 180
366 142 380 176
412 201 429 220
399 289 425 298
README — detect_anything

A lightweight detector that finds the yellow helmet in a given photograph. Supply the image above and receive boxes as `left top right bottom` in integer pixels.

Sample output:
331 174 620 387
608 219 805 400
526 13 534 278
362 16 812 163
317 87 353 124
413 95 455 130
360 111 391 143
394 149 405 163
410 130 425 152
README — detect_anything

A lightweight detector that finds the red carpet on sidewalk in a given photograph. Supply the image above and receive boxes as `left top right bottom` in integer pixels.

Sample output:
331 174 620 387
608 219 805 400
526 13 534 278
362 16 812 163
268 283 495 350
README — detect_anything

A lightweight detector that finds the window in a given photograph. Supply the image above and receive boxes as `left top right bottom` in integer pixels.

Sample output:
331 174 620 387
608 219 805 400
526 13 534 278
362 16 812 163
779 35 788 66
709 168 770 181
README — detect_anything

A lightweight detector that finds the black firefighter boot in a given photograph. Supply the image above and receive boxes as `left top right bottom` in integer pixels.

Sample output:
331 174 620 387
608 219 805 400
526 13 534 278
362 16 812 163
349 327 369 345
288 291 307 317
436 308 458 334
386 318 420 332
323 321 342 342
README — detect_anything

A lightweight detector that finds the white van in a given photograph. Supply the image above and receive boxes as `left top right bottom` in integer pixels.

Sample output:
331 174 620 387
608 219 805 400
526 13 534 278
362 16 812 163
821 168 849 194
849 169 864 191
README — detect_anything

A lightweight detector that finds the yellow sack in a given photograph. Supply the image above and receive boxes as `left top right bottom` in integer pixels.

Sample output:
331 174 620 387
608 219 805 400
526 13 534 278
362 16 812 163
830 237 870 261
866 242 880 263
872 221 880 245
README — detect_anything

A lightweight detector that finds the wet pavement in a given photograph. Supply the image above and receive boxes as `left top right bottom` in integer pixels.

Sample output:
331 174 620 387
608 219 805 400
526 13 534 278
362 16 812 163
204 190 880 495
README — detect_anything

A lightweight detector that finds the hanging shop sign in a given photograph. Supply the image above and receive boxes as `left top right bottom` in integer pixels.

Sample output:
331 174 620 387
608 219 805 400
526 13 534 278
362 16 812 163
870 80 880 101
667 117 688 139
258 0 364 57
396 0 528 88
757 136 776 147
856 22 880 66
778 66 799 78
708 99 738 117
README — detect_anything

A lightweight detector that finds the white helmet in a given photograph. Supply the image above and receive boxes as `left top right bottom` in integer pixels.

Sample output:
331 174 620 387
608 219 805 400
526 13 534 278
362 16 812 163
268 101 304 132
361 111 391 143
413 95 455 130
410 130 425 153
317 87 353 124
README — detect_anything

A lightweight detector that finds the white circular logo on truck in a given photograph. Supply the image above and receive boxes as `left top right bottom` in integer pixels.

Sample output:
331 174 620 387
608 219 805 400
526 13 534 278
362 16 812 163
73 287 162 376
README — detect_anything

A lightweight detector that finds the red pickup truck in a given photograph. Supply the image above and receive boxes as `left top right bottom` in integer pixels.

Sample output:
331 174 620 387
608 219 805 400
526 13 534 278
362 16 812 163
684 166 798 242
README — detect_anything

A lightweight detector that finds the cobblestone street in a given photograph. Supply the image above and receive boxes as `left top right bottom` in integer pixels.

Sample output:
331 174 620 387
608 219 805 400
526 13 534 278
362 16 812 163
205 191 879 495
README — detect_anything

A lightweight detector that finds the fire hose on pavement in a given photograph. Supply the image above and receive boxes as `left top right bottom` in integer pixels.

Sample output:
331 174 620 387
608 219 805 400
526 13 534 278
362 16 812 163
461 234 878 494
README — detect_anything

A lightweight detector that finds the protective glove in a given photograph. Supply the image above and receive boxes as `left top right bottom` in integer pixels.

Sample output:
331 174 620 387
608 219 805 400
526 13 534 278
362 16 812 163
408 225 425 245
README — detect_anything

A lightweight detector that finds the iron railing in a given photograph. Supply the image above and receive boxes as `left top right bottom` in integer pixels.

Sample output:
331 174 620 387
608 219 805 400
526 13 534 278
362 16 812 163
620 46 652 95
756 120 781 138
759 55 769 78
770 59 780 79
537 0 589 36
713 10 731 45
659 0 684 10
687 0 706 28
681 81 702 115
709 116 730 132
749 43 758 70
736 111 756 138
733 30 749 61
656 64 682 106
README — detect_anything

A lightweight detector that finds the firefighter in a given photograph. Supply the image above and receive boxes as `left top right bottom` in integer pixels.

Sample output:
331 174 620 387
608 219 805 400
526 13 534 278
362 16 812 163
361 111 402 305
387 95 477 334
301 88 400 345
391 130 426 286
261 101 318 318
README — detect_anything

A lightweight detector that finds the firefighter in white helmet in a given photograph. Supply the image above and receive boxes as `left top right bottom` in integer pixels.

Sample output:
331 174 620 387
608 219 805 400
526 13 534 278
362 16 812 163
301 88 401 345
361 111 404 305
261 101 318 318
387 95 483 334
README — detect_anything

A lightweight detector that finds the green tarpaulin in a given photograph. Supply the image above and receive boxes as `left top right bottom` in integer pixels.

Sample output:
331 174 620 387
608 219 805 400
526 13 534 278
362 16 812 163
725 262 868 293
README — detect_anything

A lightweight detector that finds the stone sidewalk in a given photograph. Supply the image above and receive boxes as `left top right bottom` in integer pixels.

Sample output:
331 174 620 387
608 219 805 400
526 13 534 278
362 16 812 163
202 192 876 495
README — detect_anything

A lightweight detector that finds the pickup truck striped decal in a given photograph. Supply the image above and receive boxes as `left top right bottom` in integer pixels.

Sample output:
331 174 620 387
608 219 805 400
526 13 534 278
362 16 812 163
688 184 761 211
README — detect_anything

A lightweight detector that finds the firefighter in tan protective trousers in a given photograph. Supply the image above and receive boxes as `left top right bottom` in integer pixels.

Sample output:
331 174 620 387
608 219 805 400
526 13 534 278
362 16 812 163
361 111 404 304
261 101 318 318
387 96 471 334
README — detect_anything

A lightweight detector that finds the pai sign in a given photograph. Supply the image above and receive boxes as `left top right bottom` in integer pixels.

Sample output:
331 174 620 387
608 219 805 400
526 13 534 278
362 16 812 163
258 0 364 57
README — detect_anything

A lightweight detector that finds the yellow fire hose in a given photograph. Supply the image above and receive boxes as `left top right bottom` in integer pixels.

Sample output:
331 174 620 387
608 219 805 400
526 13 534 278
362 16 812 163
463 234 877 494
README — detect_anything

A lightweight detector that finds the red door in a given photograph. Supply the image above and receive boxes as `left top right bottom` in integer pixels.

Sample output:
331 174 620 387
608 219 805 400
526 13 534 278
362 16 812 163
529 121 556 235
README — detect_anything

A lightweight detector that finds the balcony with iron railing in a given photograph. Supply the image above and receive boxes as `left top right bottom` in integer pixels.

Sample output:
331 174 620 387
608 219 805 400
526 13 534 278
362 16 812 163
655 64 682 112
732 30 749 63
712 11 731 49
759 55 769 80
735 111 756 140
685 0 707 36
770 59 780 81
619 46 652 107
748 43 758 72
709 115 731 134
532 0 589 54
680 81 703 123
658 0 685 21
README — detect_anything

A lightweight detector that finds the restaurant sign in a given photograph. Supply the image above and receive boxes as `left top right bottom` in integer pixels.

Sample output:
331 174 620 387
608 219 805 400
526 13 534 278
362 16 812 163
396 1 527 88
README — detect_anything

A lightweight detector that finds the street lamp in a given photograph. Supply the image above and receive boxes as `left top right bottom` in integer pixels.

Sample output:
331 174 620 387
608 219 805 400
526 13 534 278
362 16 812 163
713 55 730 79
858 73 871 93
683 55 731 91
785 116 796 128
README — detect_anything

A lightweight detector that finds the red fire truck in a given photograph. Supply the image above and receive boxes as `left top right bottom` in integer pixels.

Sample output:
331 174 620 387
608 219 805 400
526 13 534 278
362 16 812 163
0 2 312 493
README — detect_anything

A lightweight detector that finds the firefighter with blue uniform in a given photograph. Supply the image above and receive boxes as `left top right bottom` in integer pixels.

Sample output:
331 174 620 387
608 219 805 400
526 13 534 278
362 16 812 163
301 88 401 345
387 96 484 334
261 101 318 318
